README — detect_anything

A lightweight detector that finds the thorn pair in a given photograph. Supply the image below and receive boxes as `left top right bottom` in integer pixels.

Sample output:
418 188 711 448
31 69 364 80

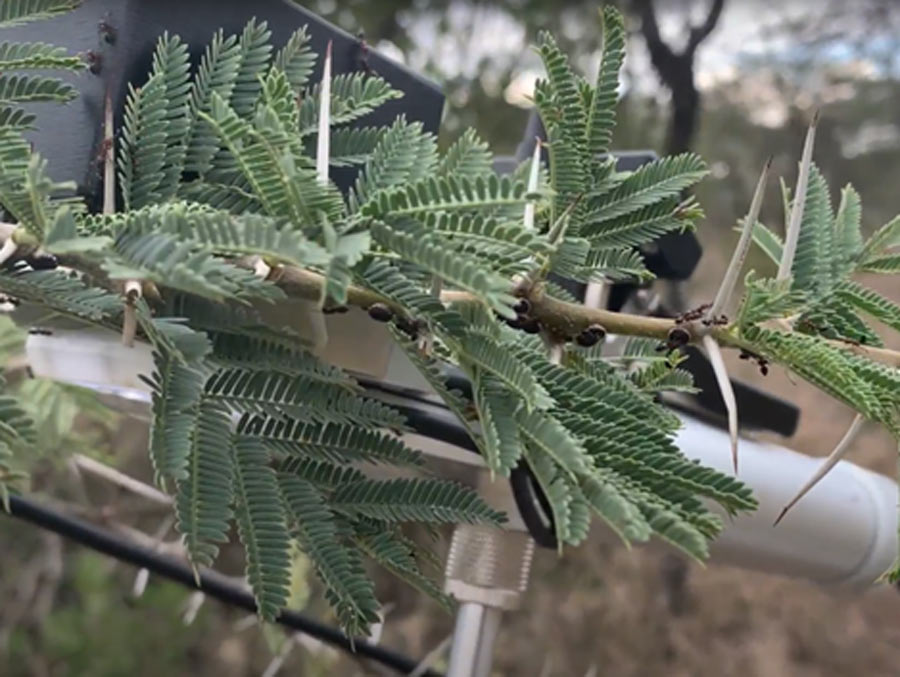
701 112 819 476
701 155 772 474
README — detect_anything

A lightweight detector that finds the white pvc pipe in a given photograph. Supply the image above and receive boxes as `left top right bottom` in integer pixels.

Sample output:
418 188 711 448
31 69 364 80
26 329 154 395
24 330 899 590
445 602 502 677
676 416 898 590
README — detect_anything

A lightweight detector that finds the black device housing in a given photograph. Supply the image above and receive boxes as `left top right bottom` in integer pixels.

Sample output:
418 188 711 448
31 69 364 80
7 0 445 200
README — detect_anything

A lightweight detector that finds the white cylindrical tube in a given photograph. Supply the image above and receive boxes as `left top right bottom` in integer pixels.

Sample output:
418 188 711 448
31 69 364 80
445 602 502 677
25 331 899 589
675 415 897 590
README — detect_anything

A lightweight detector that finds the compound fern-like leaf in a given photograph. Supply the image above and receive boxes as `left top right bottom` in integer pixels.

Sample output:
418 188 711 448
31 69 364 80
175 400 234 568
232 437 291 621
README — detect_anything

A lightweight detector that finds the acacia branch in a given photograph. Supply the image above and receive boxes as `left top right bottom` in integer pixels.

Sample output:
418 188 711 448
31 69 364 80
1 223 898 368
270 265 676 339
269 265 900 369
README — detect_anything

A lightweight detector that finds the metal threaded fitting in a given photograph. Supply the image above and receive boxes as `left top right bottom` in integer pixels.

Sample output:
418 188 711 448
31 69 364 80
444 525 535 610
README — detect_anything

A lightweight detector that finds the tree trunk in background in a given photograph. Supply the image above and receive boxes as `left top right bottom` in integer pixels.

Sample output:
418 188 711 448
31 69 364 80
667 69 700 155
632 0 725 156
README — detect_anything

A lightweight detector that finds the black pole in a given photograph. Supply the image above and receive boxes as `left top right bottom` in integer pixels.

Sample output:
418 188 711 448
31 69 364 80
3 494 441 677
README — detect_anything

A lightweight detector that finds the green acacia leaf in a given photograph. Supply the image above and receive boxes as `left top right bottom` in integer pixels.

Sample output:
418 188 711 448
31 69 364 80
0 74 75 104
279 474 380 635
588 154 708 223
175 400 235 569
517 408 590 477
835 281 900 333
0 0 79 28
232 437 291 621
473 370 523 476
331 477 506 525
587 6 626 163
0 41 84 70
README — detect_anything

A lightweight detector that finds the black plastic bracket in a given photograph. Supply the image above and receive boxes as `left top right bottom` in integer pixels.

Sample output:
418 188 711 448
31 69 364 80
7 0 444 198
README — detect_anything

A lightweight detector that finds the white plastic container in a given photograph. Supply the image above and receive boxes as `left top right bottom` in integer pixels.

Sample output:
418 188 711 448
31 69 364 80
675 416 898 590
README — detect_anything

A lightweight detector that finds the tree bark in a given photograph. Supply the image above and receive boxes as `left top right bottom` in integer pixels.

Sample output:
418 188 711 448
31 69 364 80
669 77 699 155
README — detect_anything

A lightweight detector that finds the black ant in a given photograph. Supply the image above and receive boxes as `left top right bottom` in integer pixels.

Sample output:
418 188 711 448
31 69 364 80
98 18 116 45
84 50 102 75
356 31 374 75
702 313 729 327
675 303 711 325
738 348 769 376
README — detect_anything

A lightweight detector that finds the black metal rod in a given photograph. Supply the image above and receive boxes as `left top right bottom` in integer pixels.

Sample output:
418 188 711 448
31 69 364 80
3 494 441 677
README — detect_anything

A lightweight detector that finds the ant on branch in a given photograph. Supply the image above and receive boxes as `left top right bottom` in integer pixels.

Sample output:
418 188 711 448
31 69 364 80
674 302 728 327
94 136 114 177
84 50 102 75
738 348 770 376
674 303 711 324
98 17 116 45
702 313 729 327
796 317 868 347
356 31 374 75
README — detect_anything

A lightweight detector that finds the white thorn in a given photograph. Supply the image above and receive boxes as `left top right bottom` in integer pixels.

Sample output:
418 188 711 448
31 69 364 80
523 138 542 231
0 237 18 266
124 279 142 297
132 567 150 598
542 332 564 364
774 413 864 525
103 89 116 215
777 111 819 281
181 591 206 625
121 280 142 347
702 335 739 473
232 614 259 633
121 305 137 347
707 156 771 321
409 635 453 677
366 603 392 645
316 40 333 186
261 641 294 677
73 454 172 505
252 256 272 279
261 650 292 677
130 516 173 598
